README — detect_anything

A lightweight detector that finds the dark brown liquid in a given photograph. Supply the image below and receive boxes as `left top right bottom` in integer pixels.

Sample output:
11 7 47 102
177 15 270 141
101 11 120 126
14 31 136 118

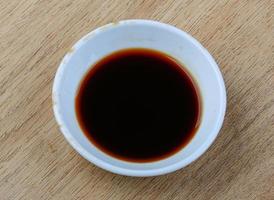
76 48 200 162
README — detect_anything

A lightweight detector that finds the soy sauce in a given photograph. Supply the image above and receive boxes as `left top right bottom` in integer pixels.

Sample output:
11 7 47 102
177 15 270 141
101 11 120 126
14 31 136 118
75 48 200 162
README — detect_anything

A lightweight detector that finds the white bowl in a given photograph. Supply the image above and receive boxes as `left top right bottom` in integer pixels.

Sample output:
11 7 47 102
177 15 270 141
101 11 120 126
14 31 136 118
53 20 226 177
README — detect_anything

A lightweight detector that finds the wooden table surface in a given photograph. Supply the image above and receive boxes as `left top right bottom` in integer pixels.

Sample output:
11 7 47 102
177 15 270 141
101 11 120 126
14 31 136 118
1 0 273 199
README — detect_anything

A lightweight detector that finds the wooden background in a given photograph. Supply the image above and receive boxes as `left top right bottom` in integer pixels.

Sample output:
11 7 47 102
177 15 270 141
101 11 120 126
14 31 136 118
0 0 273 199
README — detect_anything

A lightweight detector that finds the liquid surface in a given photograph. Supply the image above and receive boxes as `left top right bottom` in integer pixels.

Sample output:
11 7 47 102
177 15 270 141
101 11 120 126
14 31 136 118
75 48 200 162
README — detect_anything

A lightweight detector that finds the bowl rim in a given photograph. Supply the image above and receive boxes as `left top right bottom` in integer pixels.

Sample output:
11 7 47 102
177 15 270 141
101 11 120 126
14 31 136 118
52 19 227 177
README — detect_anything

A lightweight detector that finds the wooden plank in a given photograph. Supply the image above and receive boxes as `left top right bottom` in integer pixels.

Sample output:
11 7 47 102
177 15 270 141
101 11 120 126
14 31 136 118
0 0 273 199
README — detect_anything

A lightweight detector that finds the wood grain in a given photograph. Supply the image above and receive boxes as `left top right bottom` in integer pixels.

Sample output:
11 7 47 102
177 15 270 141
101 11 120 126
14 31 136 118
0 0 273 199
